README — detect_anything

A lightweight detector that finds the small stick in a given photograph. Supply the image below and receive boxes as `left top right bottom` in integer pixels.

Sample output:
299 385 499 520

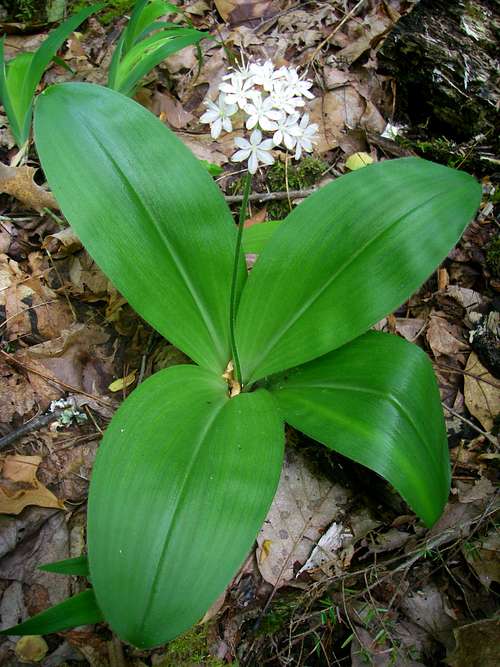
225 188 317 204
0 409 63 451
442 403 498 446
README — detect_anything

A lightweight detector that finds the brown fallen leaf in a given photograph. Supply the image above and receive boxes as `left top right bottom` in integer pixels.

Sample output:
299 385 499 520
426 314 469 357
2 252 74 342
215 0 274 24
0 358 37 424
42 226 82 257
0 162 58 212
154 90 194 130
463 352 500 431
447 619 500 667
463 527 500 589
14 322 114 415
0 455 65 515
309 87 386 154
256 448 351 586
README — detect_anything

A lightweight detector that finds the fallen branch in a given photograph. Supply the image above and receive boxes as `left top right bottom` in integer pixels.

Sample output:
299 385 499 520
225 188 317 204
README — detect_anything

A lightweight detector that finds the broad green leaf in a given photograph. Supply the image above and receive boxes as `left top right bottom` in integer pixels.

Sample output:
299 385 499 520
0 590 102 636
242 220 282 255
129 1 182 48
114 29 207 96
268 331 449 527
39 555 89 576
88 365 284 647
1 4 102 146
35 83 245 373
236 158 481 385
3 52 33 143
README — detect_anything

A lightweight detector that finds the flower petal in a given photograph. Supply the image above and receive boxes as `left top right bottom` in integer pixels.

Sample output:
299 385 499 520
248 152 259 174
232 148 251 162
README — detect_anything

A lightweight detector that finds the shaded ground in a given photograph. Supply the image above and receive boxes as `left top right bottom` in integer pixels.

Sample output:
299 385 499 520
0 1 499 665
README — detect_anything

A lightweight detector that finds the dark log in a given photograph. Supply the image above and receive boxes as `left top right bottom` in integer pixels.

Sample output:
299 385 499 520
379 0 499 145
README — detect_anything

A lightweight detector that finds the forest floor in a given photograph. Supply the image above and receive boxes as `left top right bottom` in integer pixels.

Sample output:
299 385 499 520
0 1 498 665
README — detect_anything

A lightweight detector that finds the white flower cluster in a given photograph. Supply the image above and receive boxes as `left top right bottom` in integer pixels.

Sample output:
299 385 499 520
200 61 319 174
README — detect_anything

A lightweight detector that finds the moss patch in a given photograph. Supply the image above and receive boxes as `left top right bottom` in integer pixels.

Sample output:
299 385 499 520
266 157 327 219
71 0 135 24
485 235 500 278
156 627 225 667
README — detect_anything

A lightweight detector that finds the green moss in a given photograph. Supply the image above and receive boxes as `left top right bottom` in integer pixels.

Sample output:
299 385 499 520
15 0 36 21
71 0 135 24
266 157 327 219
486 235 500 278
156 627 225 667
257 596 299 635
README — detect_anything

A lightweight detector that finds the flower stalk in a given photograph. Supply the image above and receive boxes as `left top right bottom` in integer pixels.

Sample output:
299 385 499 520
229 171 252 386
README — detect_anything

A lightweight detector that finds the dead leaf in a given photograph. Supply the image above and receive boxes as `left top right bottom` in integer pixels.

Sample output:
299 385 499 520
400 583 455 650
426 315 469 357
15 635 48 663
42 227 82 257
463 527 500 589
0 162 58 212
215 0 274 24
345 151 374 170
256 448 351 586
244 207 267 228
0 359 36 424
309 87 385 154
0 455 65 515
108 370 137 392
463 352 500 431
447 619 500 667
2 251 74 342
297 521 352 576
395 317 426 342
14 322 114 415
457 476 495 504
154 91 194 130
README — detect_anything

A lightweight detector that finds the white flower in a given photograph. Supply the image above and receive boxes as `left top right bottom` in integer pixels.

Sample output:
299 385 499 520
293 113 319 160
244 92 281 131
200 94 237 139
232 129 275 174
269 81 305 115
219 73 255 109
272 112 301 150
222 62 253 82
249 60 285 92
283 67 315 99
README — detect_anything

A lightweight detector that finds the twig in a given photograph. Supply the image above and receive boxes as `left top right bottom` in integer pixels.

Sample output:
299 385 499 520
307 0 367 65
442 403 498 446
0 409 63 450
225 188 317 204
0 349 113 408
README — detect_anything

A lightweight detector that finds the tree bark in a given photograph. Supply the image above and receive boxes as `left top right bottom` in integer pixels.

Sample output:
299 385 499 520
379 0 499 145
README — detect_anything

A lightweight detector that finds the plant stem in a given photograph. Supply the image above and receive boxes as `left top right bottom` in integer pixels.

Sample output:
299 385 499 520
229 171 252 386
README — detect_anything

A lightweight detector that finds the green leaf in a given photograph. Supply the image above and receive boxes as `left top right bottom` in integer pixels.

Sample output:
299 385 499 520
268 331 450 527
39 555 89 576
0 4 102 146
87 364 284 648
236 158 481 384
34 83 245 373
113 28 207 96
242 220 282 255
0 590 102 636
0 48 32 145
